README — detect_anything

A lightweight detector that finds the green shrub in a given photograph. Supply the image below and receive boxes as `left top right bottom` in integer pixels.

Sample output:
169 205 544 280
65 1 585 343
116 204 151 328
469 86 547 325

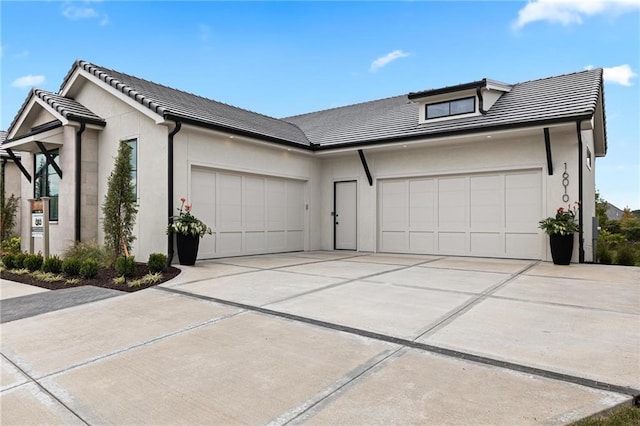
43 255 63 273
79 258 99 279
596 243 613 265
115 255 136 277
24 253 44 272
615 245 637 266
1 237 21 254
62 258 82 276
623 224 640 242
2 253 16 269
148 253 167 273
63 241 110 268
13 252 27 269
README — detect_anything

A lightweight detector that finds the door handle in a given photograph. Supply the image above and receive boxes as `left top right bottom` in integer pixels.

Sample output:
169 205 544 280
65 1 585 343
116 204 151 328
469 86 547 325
336 222 339 225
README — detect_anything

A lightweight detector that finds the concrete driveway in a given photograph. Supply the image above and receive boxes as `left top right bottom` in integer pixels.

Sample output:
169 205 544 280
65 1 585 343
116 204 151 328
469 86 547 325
1 252 639 425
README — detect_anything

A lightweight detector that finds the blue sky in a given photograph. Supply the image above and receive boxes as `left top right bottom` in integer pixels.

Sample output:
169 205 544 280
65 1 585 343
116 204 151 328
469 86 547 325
1 1 638 209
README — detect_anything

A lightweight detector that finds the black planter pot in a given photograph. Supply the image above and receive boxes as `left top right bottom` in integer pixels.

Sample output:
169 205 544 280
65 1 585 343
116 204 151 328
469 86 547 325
176 234 200 266
549 233 574 265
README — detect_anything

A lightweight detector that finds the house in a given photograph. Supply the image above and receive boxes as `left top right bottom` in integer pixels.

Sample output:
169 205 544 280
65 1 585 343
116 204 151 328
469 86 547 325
1 130 22 240
2 60 607 263
605 203 624 221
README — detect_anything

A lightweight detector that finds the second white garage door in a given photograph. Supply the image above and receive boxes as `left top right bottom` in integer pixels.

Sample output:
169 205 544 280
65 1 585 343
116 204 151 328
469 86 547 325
191 167 306 259
378 169 543 259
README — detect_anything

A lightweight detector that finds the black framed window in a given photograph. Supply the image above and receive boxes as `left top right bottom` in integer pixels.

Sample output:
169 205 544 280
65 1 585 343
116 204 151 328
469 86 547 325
124 139 138 200
426 97 475 119
34 149 60 221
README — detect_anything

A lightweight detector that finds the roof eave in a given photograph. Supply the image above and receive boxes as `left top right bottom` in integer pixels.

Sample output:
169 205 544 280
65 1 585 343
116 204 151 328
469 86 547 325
313 114 595 152
164 113 313 151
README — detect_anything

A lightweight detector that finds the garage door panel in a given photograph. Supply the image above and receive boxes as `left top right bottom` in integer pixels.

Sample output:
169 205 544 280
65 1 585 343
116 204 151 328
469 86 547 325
438 178 466 228
379 170 542 259
191 169 216 230
192 168 305 258
287 181 305 231
409 179 435 230
219 232 242 253
470 175 503 229
245 231 266 252
409 232 435 252
267 180 286 230
218 174 242 229
287 231 304 251
470 232 502 256
506 172 541 231
267 231 286 251
439 232 466 253
381 181 407 230
243 177 265 230
381 231 406 252
506 233 539 259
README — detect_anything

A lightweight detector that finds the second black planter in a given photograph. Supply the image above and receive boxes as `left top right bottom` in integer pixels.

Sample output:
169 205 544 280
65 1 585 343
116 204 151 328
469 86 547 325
176 233 200 266
549 233 574 265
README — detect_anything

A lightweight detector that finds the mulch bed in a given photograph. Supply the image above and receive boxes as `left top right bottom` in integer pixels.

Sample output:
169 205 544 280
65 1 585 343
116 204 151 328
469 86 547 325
1 263 181 293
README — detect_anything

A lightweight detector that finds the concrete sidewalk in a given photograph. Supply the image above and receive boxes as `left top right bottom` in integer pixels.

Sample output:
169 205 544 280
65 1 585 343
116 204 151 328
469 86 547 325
1 252 639 425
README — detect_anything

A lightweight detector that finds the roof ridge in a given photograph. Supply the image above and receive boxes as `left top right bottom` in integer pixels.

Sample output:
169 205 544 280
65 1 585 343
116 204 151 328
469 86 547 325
79 60 298 124
514 67 602 86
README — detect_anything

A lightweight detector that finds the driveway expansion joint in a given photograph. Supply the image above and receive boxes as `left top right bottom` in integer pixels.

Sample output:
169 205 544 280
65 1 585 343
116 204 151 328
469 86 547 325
0 354 89 425
157 285 640 399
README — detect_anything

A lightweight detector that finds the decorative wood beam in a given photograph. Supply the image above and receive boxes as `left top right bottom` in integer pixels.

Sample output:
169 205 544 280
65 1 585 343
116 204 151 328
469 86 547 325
358 149 373 186
35 141 62 179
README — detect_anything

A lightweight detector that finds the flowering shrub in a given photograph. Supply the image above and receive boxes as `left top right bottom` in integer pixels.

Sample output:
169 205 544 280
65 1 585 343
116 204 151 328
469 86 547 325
539 202 580 235
167 198 212 238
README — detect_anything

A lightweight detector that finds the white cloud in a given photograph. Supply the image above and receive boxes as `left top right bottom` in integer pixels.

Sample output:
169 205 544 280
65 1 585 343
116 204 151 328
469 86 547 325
512 0 640 29
62 5 98 20
11 75 45 88
370 50 410 72
586 64 637 86
61 1 109 25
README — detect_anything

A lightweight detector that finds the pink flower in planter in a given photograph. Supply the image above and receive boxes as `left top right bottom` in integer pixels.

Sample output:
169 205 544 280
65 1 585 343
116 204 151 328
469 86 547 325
185 205 191 212
180 197 186 203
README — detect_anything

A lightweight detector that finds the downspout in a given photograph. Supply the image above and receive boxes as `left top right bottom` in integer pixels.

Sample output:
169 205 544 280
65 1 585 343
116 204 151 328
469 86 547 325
576 121 584 263
167 121 182 265
75 122 86 242
476 86 488 115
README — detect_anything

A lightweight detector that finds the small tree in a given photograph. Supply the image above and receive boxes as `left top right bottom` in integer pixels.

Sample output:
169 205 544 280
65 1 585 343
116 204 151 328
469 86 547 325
595 191 608 229
0 194 20 242
102 142 138 261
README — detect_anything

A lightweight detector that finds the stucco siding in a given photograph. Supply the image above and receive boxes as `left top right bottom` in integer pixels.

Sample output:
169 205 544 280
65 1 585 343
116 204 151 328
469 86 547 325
174 127 323 254
76 82 170 260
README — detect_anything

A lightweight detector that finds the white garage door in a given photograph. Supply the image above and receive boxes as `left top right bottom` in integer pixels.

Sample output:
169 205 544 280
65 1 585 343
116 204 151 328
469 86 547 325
378 170 542 259
191 167 305 259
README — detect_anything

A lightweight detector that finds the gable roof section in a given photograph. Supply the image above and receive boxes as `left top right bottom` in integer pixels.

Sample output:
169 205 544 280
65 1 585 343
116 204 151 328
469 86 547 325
284 68 603 148
63 60 311 147
6 88 105 139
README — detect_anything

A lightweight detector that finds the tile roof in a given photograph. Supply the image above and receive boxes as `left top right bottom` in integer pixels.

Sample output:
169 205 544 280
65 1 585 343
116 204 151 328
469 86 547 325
6 89 105 136
7 60 603 151
284 68 603 147
68 60 311 146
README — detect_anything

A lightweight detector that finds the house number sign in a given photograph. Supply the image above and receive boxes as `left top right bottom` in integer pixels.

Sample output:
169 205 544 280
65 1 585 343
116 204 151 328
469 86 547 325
31 212 44 238
562 163 570 203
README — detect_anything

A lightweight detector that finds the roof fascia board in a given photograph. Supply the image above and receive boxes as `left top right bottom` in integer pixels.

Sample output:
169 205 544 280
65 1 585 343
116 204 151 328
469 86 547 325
408 80 486 100
7 95 67 139
166 115 313 154
2 126 64 151
62 67 165 125
313 118 585 155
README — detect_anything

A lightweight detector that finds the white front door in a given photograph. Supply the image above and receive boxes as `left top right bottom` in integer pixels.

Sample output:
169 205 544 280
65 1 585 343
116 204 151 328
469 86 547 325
334 180 357 250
